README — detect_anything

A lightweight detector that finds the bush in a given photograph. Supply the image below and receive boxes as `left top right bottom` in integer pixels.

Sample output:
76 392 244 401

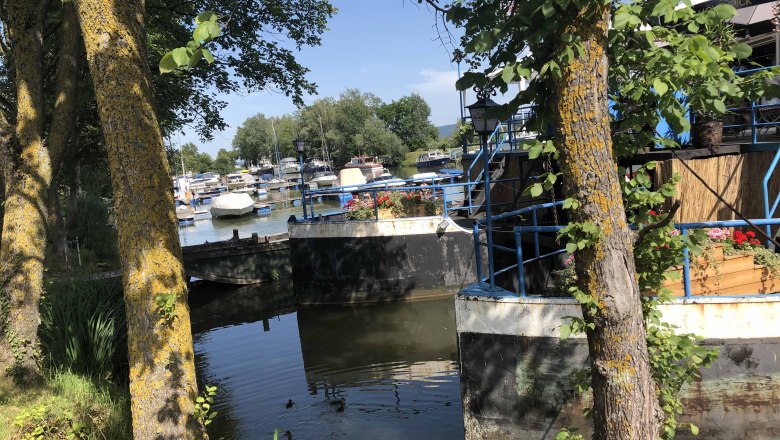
39 279 127 382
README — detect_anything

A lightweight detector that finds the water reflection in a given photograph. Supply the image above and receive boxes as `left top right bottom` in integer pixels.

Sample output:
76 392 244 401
190 283 463 439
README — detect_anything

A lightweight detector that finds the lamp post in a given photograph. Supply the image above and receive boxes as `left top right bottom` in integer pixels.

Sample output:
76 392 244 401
466 86 500 288
293 137 307 219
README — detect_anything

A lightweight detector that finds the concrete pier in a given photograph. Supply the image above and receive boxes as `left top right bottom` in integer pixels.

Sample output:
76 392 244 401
289 216 482 304
456 286 780 439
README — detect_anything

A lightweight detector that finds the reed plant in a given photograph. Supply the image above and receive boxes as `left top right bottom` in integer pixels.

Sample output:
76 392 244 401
39 278 127 382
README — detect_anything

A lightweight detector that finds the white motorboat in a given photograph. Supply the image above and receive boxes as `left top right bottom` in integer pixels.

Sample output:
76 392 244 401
225 172 256 190
409 172 446 185
366 173 406 188
280 157 301 176
308 171 338 187
210 193 255 218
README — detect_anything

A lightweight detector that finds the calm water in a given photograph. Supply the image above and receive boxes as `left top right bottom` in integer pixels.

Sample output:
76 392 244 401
182 166 465 439
188 282 464 439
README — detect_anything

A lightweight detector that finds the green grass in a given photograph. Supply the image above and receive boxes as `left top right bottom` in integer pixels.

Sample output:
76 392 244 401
0 371 131 440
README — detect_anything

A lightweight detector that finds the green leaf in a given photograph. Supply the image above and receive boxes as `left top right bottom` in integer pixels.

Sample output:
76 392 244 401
542 2 556 17
690 424 700 435
653 78 668 96
565 242 577 253
195 11 218 24
466 31 496 53
501 64 516 84
712 4 736 19
530 183 543 197
560 324 571 339
712 99 726 114
202 48 215 64
171 47 190 67
159 52 178 73
188 48 203 68
193 20 220 43
733 42 752 59
528 144 543 159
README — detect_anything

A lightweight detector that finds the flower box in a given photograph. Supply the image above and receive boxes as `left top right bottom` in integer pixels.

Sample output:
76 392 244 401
652 244 780 297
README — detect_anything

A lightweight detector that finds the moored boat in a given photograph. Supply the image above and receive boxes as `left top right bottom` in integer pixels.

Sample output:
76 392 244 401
344 156 384 179
415 151 450 168
210 192 255 218
304 158 331 174
308 171 338 187
365 173 405 188
280 157 301 176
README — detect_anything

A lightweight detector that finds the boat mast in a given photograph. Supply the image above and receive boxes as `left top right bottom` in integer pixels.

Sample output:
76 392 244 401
318 113 333 169
272 119 282 178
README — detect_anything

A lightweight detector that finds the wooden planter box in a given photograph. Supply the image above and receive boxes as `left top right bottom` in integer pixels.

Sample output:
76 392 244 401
652 244 780 297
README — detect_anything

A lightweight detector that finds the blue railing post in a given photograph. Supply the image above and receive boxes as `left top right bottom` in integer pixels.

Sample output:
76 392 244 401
532 209 540 259
681 227 691 298
442 188 448 218
482 134 496 289
473 222 483 283
762 148 780 246
514 227 526 297
752 101 757 145
373 190 379 221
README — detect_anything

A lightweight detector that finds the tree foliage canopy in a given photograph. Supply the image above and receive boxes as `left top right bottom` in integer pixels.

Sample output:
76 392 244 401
376 93 439 151
231 88 429 168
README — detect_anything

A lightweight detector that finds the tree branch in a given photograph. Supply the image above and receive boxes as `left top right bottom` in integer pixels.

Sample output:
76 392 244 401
635 199 681 246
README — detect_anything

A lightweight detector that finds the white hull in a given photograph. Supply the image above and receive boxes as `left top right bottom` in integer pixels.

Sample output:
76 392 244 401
309 176 337 187
210 193 255 218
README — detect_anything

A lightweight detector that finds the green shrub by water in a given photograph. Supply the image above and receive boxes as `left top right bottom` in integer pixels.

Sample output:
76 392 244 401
40 279 128 382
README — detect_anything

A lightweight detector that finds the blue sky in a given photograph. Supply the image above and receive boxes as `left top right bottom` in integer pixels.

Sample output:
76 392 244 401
178 1 465 156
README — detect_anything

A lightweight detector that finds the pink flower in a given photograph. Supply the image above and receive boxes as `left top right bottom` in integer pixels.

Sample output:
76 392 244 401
707 228 730 241
670 229 681 236
564 254 575 266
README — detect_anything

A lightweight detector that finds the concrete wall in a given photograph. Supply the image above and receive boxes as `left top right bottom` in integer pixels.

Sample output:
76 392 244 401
456 287 780 439
288 217 481 304
182 235 291 284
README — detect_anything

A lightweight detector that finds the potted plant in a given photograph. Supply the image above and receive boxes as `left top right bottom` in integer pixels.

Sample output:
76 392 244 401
669 8 777 148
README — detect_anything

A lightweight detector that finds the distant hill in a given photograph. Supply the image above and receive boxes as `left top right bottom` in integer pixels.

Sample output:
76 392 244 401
438 124 457 139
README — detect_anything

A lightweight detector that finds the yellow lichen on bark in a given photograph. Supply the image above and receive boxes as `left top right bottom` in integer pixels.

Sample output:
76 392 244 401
74 0 205 438
551 2 663 439
0 0 49 383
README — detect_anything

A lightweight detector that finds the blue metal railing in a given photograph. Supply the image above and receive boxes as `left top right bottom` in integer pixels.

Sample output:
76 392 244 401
299 173 532 222
477 201 780 298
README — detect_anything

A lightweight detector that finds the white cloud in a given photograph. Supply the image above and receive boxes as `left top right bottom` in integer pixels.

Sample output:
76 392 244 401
409 69 462 127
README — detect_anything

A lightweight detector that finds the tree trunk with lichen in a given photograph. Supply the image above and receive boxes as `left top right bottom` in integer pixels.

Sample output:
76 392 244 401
46 0 81 257
74 0 206 438
0 0 48 383
552 5 663 440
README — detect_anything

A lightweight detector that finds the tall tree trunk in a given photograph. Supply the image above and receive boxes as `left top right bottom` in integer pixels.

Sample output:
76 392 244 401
47 182 66 256
0 0 47 383
552 5 663 439
66 156 80 234
74 1 206 438
45 1 80 257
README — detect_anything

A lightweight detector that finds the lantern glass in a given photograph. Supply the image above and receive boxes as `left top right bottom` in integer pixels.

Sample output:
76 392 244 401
466 97 500 135
293 138 306 153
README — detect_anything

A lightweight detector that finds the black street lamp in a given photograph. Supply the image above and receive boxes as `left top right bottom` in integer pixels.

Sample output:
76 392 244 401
293 137 307 219
466 85 500 288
